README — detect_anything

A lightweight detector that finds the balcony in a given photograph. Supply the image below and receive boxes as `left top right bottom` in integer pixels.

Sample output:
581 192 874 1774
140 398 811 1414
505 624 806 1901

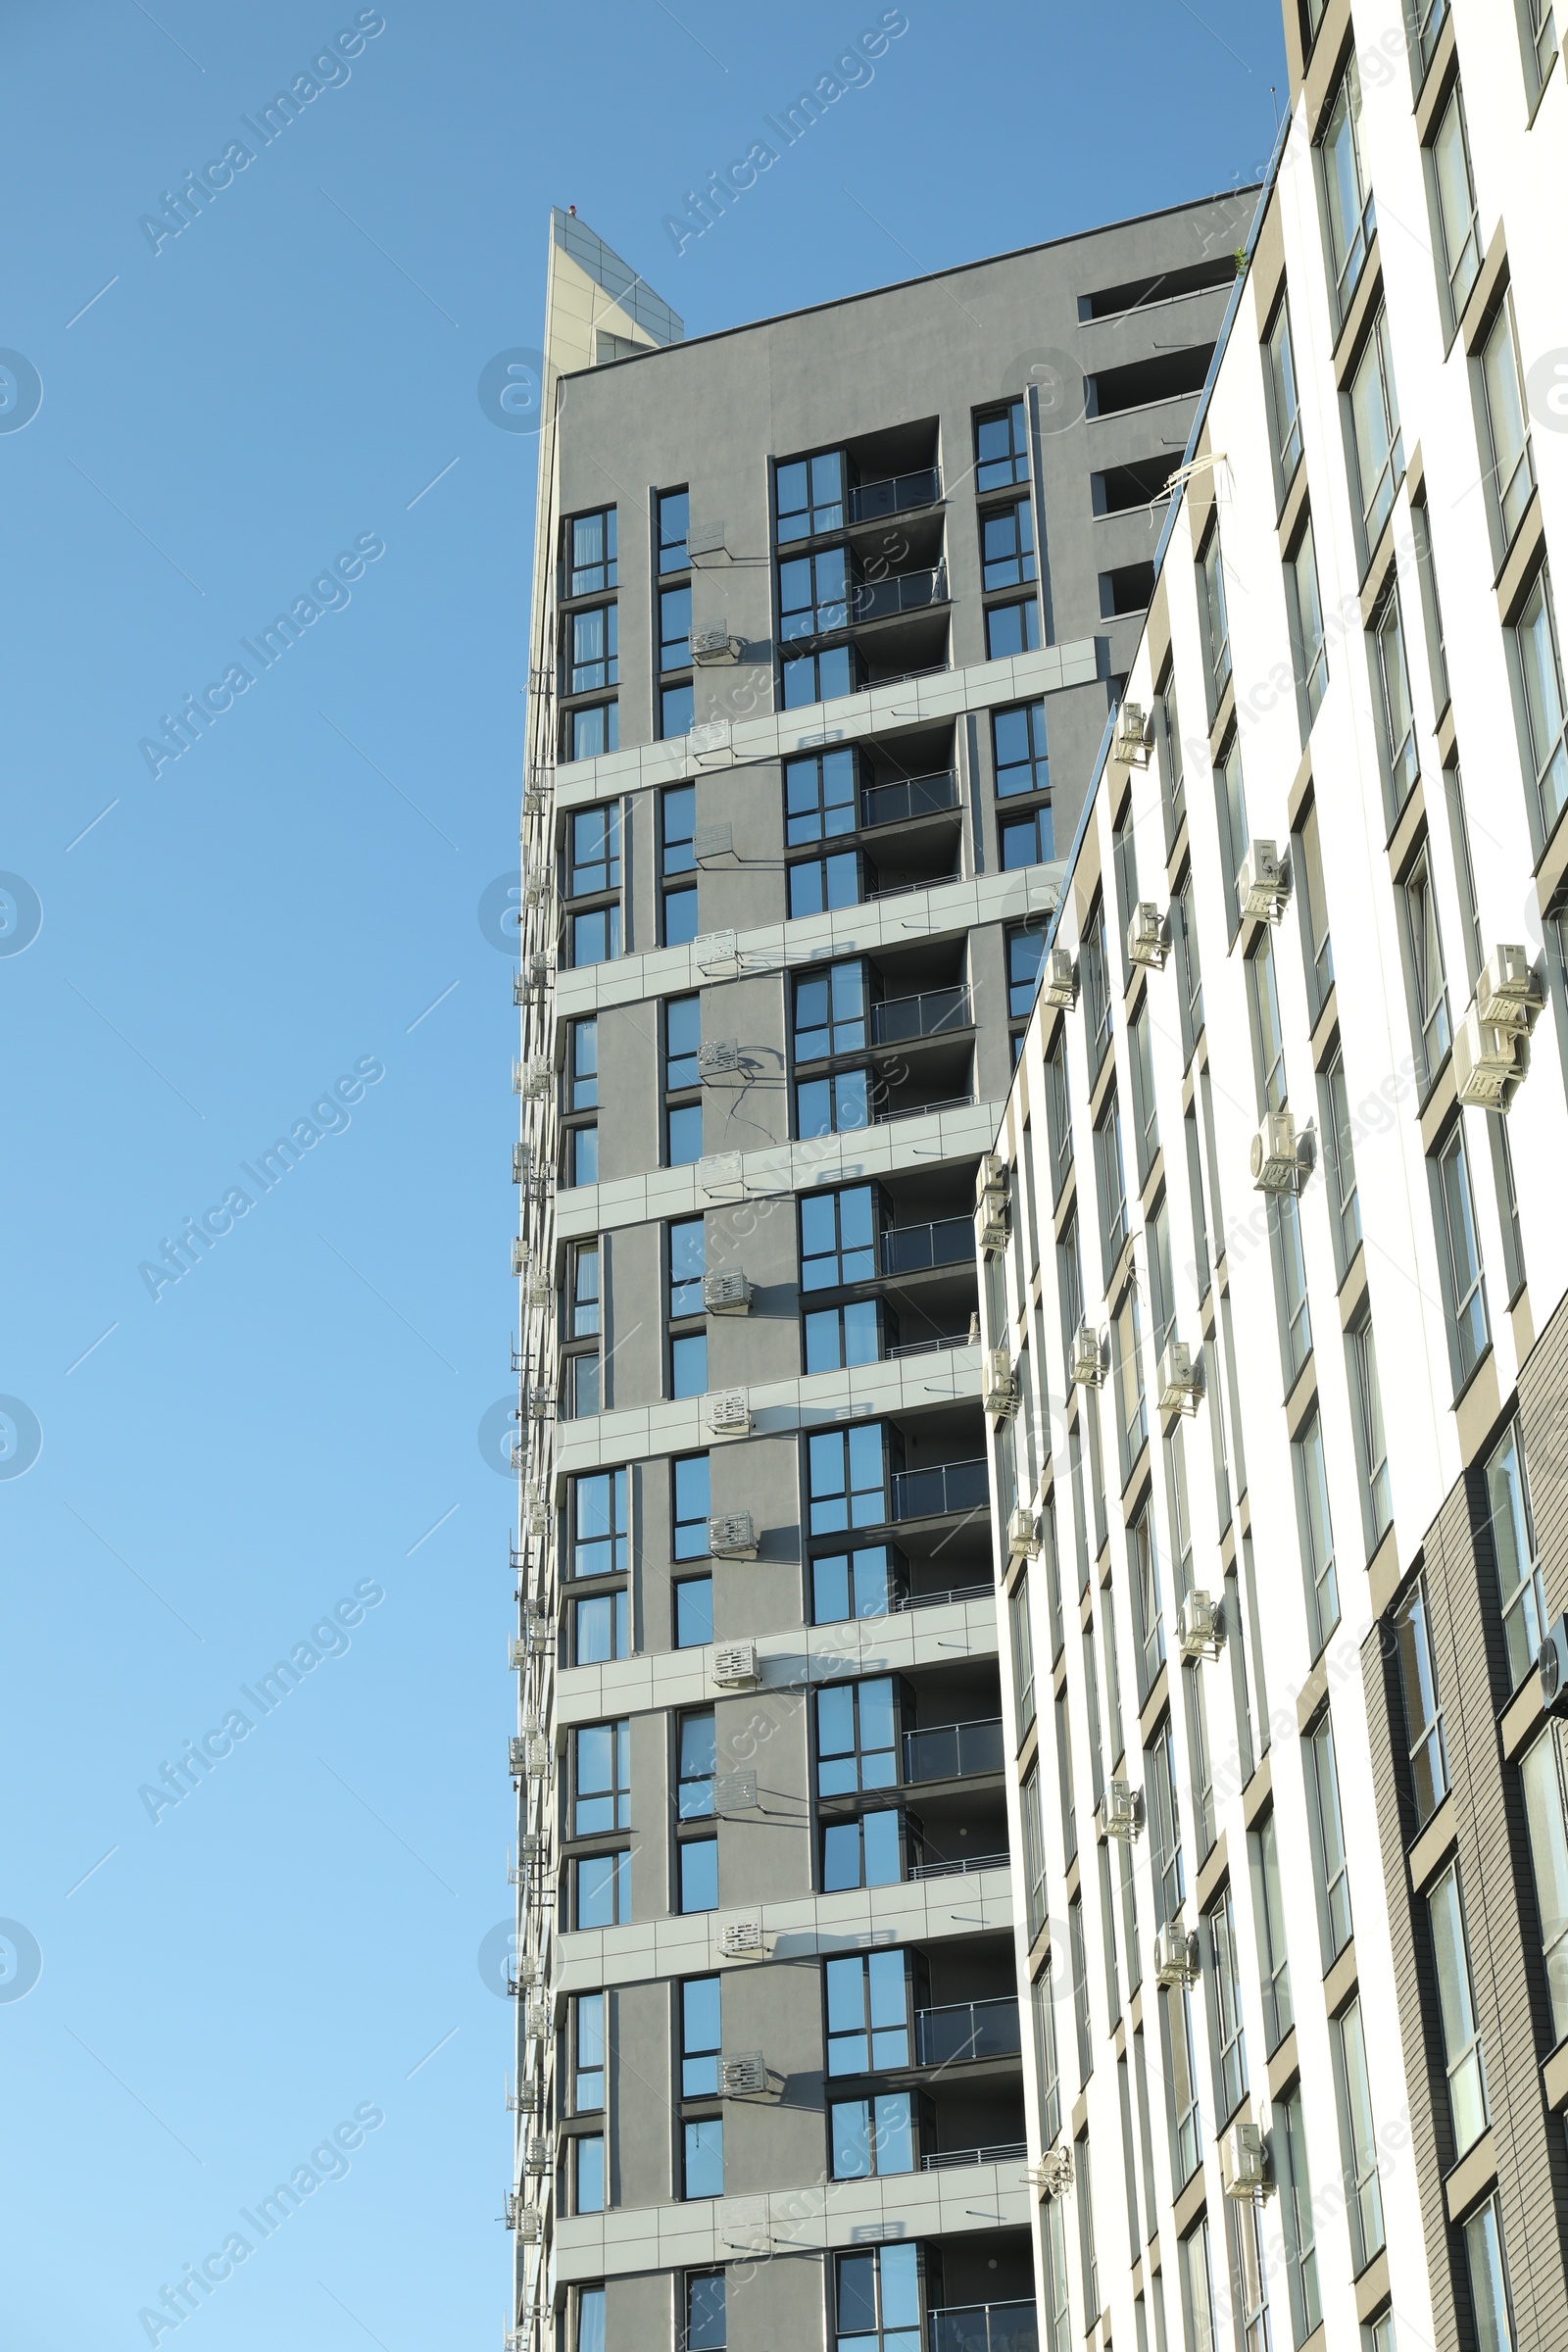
862 769 958 829
929 2301 1040 2352
920 2141 1028 2173
904 1717 1005 1784
849 465 943 524
914 1996 1022 2068
874 1091 976 1126
871 986 971 1048
892 1457 989 1520
880 1215 972 1275
850 562 948 626
908 1850 1009 1882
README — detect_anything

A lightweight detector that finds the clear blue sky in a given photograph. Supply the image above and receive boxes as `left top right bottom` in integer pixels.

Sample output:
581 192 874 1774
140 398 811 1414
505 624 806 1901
0 4 1284 2343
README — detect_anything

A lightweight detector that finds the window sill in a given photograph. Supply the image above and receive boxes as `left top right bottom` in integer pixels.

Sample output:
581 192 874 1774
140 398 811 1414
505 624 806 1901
1443 2130 1497 2226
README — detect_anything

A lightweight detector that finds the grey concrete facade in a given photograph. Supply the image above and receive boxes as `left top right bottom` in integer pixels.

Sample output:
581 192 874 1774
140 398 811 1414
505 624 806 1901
506 190 1256 2352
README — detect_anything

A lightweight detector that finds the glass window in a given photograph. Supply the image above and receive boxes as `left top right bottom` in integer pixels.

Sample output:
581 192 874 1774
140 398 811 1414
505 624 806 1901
681 1975 721 2093
821 1808 901 1891
1205 1886 1248 2118
1249 1812 1294 2050
1371 587 1420 818
824 1949 908 2074
1320 57 1374 312
1347 1314 1393 1551
1274 2088 1321 2343
665 994 702 1089
568 507 617 596
679 1838 718 1913
1321 1047 1361 1272
1167 1983 1203 2190
1247 935 1287 1115
1199 525 1231 713
662 784 697 875
1010 1579 1037 1737
982 495 1037 590
795 961 866 1060
1430 85 1481 323
1512 564 1568 841
675 1577 713 1649
800 1185 877 1291
1429 1862 1488 2154
1463 2195 1517 2352
788 850 861 918
994 699 1050 797
569 1016 599 1109
780 545 851 642
572 1469 628 1577
573 2132 605 2214
1519 1724 1568 2041
833 2243 919 2352
573 1720 631 1834
569 603 618 694
805 1299 882 1374
1331 1997 1385 2268
1112 1280 1148 1474
1393 1576 1447 1828
661 680 694 739
672 1454 710 1561
685 2273 726 2352
670 1335 707 1406
775 449 845 541
1158 666 1186 845
658 487 689 575
571 1991 606 2110
568 701 617 761
1046 1034 1073 1200
1487 1420 1544 1690
1286 514 1329 737
1213 732 1248 934
1432 1124 1490 1385
1000 805 1054 869
1348 310 1403 557
570 904 620 969
1147 1714 1184 1924
1021 1763 1049 1938
782 643 859 710
796 1068 869 1139
1270 1191 1312 1390
1480 297 1536 550
574 1588 627 1663
678 1712 716 1819
569 805 621 899
812 1544 903 1626
1094 1092 1128 1280
577 2288 606 2352
683 2116 723 2198
986 598 1041 659
573 1846 630 1929
568 1238 600 1341
1264 296 1303 494
830 2091 913 2179
785 748 858 843
1402 847 1452 1086
1034 1968 1061 2145
1305 1712 1353 1961
1295 800 1333 1017
808 1425 887 1535
1007 922 1047 1017
815 1676 897 1794
1082 906 1112 1074
668 1218 706 1321
976 398 1029 491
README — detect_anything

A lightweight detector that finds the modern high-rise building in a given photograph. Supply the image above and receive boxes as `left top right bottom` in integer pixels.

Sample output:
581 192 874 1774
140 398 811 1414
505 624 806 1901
507 186 1256 2352
980 6 1568 2352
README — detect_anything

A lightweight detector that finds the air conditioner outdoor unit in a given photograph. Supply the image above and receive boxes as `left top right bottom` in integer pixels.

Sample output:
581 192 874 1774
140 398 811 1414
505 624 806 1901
1157 1340 1201 1413
509 1637 528 1671
719 1916 765 1958
504 2191 520 2230
527 1388 556 1422
511 1239 527 1277
1153 1919 1200 1987
1539 1614 1568 1716
524 873 551 909
1238 839 1288 924
693 629 744 665
510 1439 526 1474
699 1038 741 1078
508 1738 527 1779
524 1999 552 2038
514 2208 542 2244
1071 1321 1105 1388
700 1151 745 1196
714 1770 760 1811
1179 1590 1224 1662
1454 1004 1523 1109
526 952 554 987
525 1274 553 1309
521 1615 553 1656
704 1268 754 1314
525 1736 551 1776
1112 701 1152 765
509 2081 542 2115
1097 1779 1143 1841
1478 942 1544 1030
522 2138 551 2178
520 1833 549 1863
975 1153 1010 1254
519 1058 551 1100
1221 2115 1273 2201
983 1348 1020 1416
1043 948 1078 1010
526 1497 551 1539
708 1513 759 1560
1127 902 1170 969
713 1640 760 1688
696 928 739 973
719 2052 767 2095
1031 2142 1075 2199
707 1388 753 1436
1007 1506 1039 1564
1250 1108 1302 1194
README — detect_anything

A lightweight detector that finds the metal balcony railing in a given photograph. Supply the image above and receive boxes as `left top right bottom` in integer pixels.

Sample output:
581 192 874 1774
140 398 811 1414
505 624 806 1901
919 2141 1028 2173
892 1457 990 1520
887 1333 970 1361
850 563 948 624
896 1581 991 1612
880 1216 973 1275
873 1092 977 1126
908 1851 1008 1881
903 1716 1005 1783
928 2299 1040 2352
871 986 971 1047
914 1996 1022 2068
862 769 959 829
849 465 942 523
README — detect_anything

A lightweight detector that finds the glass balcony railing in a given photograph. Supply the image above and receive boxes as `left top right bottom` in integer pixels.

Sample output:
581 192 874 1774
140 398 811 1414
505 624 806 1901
929 2300 1040 2352
862 769 959 829
880 1217 973 1275
903 1716 1005 1783
850 563 948 625
849 466 943 523
871 986 971 1047
914 1995 1022 2067
891 1458 989 1520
